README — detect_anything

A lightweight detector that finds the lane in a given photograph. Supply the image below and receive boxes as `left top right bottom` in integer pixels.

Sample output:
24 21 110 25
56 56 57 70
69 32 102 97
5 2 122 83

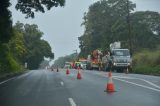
0 70 71 106
0 69 160 106
59 69 160 106
86 70 160 90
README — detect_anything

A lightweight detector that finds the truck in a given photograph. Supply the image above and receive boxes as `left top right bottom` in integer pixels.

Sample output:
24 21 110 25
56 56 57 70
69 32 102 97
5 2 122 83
86 49 102 70
109 42 132 72
79 58 87 70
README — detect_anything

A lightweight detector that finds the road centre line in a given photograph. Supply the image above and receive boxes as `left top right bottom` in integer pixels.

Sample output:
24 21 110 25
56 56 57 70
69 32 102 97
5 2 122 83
68 98 76 106
60 81 64 86
0 77 15 85
114 77 160 92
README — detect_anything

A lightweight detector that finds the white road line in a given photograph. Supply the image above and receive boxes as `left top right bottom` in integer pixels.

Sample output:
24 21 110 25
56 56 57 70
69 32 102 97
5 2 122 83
136 78 160 89
68 98 76 106
113 76 136 79
114 77 160 92
60 81 64 86
0 77 15 85
113 76 160 89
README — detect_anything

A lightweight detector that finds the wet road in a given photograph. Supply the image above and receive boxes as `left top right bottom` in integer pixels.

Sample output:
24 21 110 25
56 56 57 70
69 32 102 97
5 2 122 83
0 69 160 106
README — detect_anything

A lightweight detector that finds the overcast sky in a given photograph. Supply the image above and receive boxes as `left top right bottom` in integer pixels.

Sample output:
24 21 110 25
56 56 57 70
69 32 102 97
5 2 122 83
9 0 160 62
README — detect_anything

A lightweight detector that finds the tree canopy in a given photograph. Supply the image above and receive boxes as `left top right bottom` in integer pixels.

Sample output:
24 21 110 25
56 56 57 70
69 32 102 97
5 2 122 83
13 22 54 69
16 0 65 18
79 0 160 57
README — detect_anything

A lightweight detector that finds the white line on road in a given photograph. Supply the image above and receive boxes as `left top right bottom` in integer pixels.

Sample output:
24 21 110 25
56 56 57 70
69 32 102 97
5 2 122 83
114 77 160 92
68 98 76 106
113 76 160 89
137 78 160 89
60 81 64 86
0 77 15 85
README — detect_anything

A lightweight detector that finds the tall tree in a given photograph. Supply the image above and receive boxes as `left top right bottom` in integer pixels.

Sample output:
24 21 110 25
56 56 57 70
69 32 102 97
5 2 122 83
15 0 65 18
79 0 160 57
13 22 54 69
0 0 13 44
79 0 135 57
0 0 64 72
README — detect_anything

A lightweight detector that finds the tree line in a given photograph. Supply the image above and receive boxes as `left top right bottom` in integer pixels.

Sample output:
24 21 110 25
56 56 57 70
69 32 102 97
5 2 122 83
0 21 54 73
78 0 160 58
0 0 65 73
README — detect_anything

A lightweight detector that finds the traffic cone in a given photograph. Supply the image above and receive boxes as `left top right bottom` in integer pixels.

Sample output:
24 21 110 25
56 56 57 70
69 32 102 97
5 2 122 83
106 71 115 92
77 70 82 79
66 69 70 74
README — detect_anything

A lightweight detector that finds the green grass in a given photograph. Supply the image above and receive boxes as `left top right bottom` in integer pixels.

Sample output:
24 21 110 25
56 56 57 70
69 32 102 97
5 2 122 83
132 49 160 76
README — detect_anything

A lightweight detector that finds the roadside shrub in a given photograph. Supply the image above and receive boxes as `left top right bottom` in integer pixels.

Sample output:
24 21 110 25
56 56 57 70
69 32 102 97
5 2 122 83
0 44 23 74
133 49 160 75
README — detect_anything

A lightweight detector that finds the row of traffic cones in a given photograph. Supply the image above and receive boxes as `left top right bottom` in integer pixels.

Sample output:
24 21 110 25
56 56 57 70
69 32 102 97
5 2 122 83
66 67 115 92
66 67 82 80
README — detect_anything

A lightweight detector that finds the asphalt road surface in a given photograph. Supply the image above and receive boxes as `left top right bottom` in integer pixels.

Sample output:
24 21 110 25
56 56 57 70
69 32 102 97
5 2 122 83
0 69 160 106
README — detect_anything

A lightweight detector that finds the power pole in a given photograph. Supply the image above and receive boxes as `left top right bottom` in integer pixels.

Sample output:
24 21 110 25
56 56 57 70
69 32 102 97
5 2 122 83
126 0 133 55
73 49 78 61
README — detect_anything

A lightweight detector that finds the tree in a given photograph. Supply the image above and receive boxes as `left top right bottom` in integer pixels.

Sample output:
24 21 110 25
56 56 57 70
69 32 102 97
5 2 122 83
13 22 54 69
0 0 64 72
79 0 160 57
0 0 65 44
54 53 77 68
79 0 135 57
15 0 65 18
0 0 13 44
9 28 27 63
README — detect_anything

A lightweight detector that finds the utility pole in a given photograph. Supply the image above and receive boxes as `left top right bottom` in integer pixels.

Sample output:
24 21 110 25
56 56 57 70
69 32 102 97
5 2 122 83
126 0 133 55
73 49 78 61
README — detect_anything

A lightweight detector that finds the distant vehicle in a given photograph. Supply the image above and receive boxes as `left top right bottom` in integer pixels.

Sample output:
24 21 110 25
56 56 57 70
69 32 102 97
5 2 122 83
64 62 71 69
79 59 87 70
74 61 82 69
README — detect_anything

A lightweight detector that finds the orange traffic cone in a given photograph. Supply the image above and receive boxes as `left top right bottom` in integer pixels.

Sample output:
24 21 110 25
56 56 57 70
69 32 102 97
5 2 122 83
66 69 70 74
77 67 82 79
106 71 115 92
77 70 82 79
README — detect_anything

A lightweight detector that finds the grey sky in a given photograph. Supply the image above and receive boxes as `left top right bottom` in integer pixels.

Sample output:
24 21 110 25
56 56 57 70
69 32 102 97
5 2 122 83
9 0 160 62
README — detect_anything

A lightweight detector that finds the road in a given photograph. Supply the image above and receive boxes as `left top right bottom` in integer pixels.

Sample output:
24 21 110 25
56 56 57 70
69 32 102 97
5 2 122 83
0 69 160 106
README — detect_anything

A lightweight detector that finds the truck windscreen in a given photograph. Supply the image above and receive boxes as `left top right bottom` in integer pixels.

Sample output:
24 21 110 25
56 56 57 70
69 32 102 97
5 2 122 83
113 50 130 56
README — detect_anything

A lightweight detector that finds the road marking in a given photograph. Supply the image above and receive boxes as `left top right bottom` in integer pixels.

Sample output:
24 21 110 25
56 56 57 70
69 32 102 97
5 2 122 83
114 77 160 92
68 98 76 106
0 77 15 85
113 76 135 79
60 81 64 86
113 76 160 89
136 78 160 89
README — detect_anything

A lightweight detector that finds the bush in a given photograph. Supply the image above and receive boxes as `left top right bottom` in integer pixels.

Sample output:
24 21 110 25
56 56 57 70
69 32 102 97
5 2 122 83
133 49 160 75
0 44 23 74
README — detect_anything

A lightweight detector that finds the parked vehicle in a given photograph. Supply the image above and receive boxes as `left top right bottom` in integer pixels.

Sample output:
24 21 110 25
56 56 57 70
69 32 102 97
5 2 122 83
79 59 87 70
64 62 71 69
109 42 132 72
86 50 102 70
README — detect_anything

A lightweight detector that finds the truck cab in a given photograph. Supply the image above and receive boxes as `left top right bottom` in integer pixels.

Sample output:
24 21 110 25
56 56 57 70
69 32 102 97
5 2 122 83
110 49 132 72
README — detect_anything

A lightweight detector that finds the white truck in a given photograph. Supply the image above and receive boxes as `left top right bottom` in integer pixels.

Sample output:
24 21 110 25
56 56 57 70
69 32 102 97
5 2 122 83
109 42 132 72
